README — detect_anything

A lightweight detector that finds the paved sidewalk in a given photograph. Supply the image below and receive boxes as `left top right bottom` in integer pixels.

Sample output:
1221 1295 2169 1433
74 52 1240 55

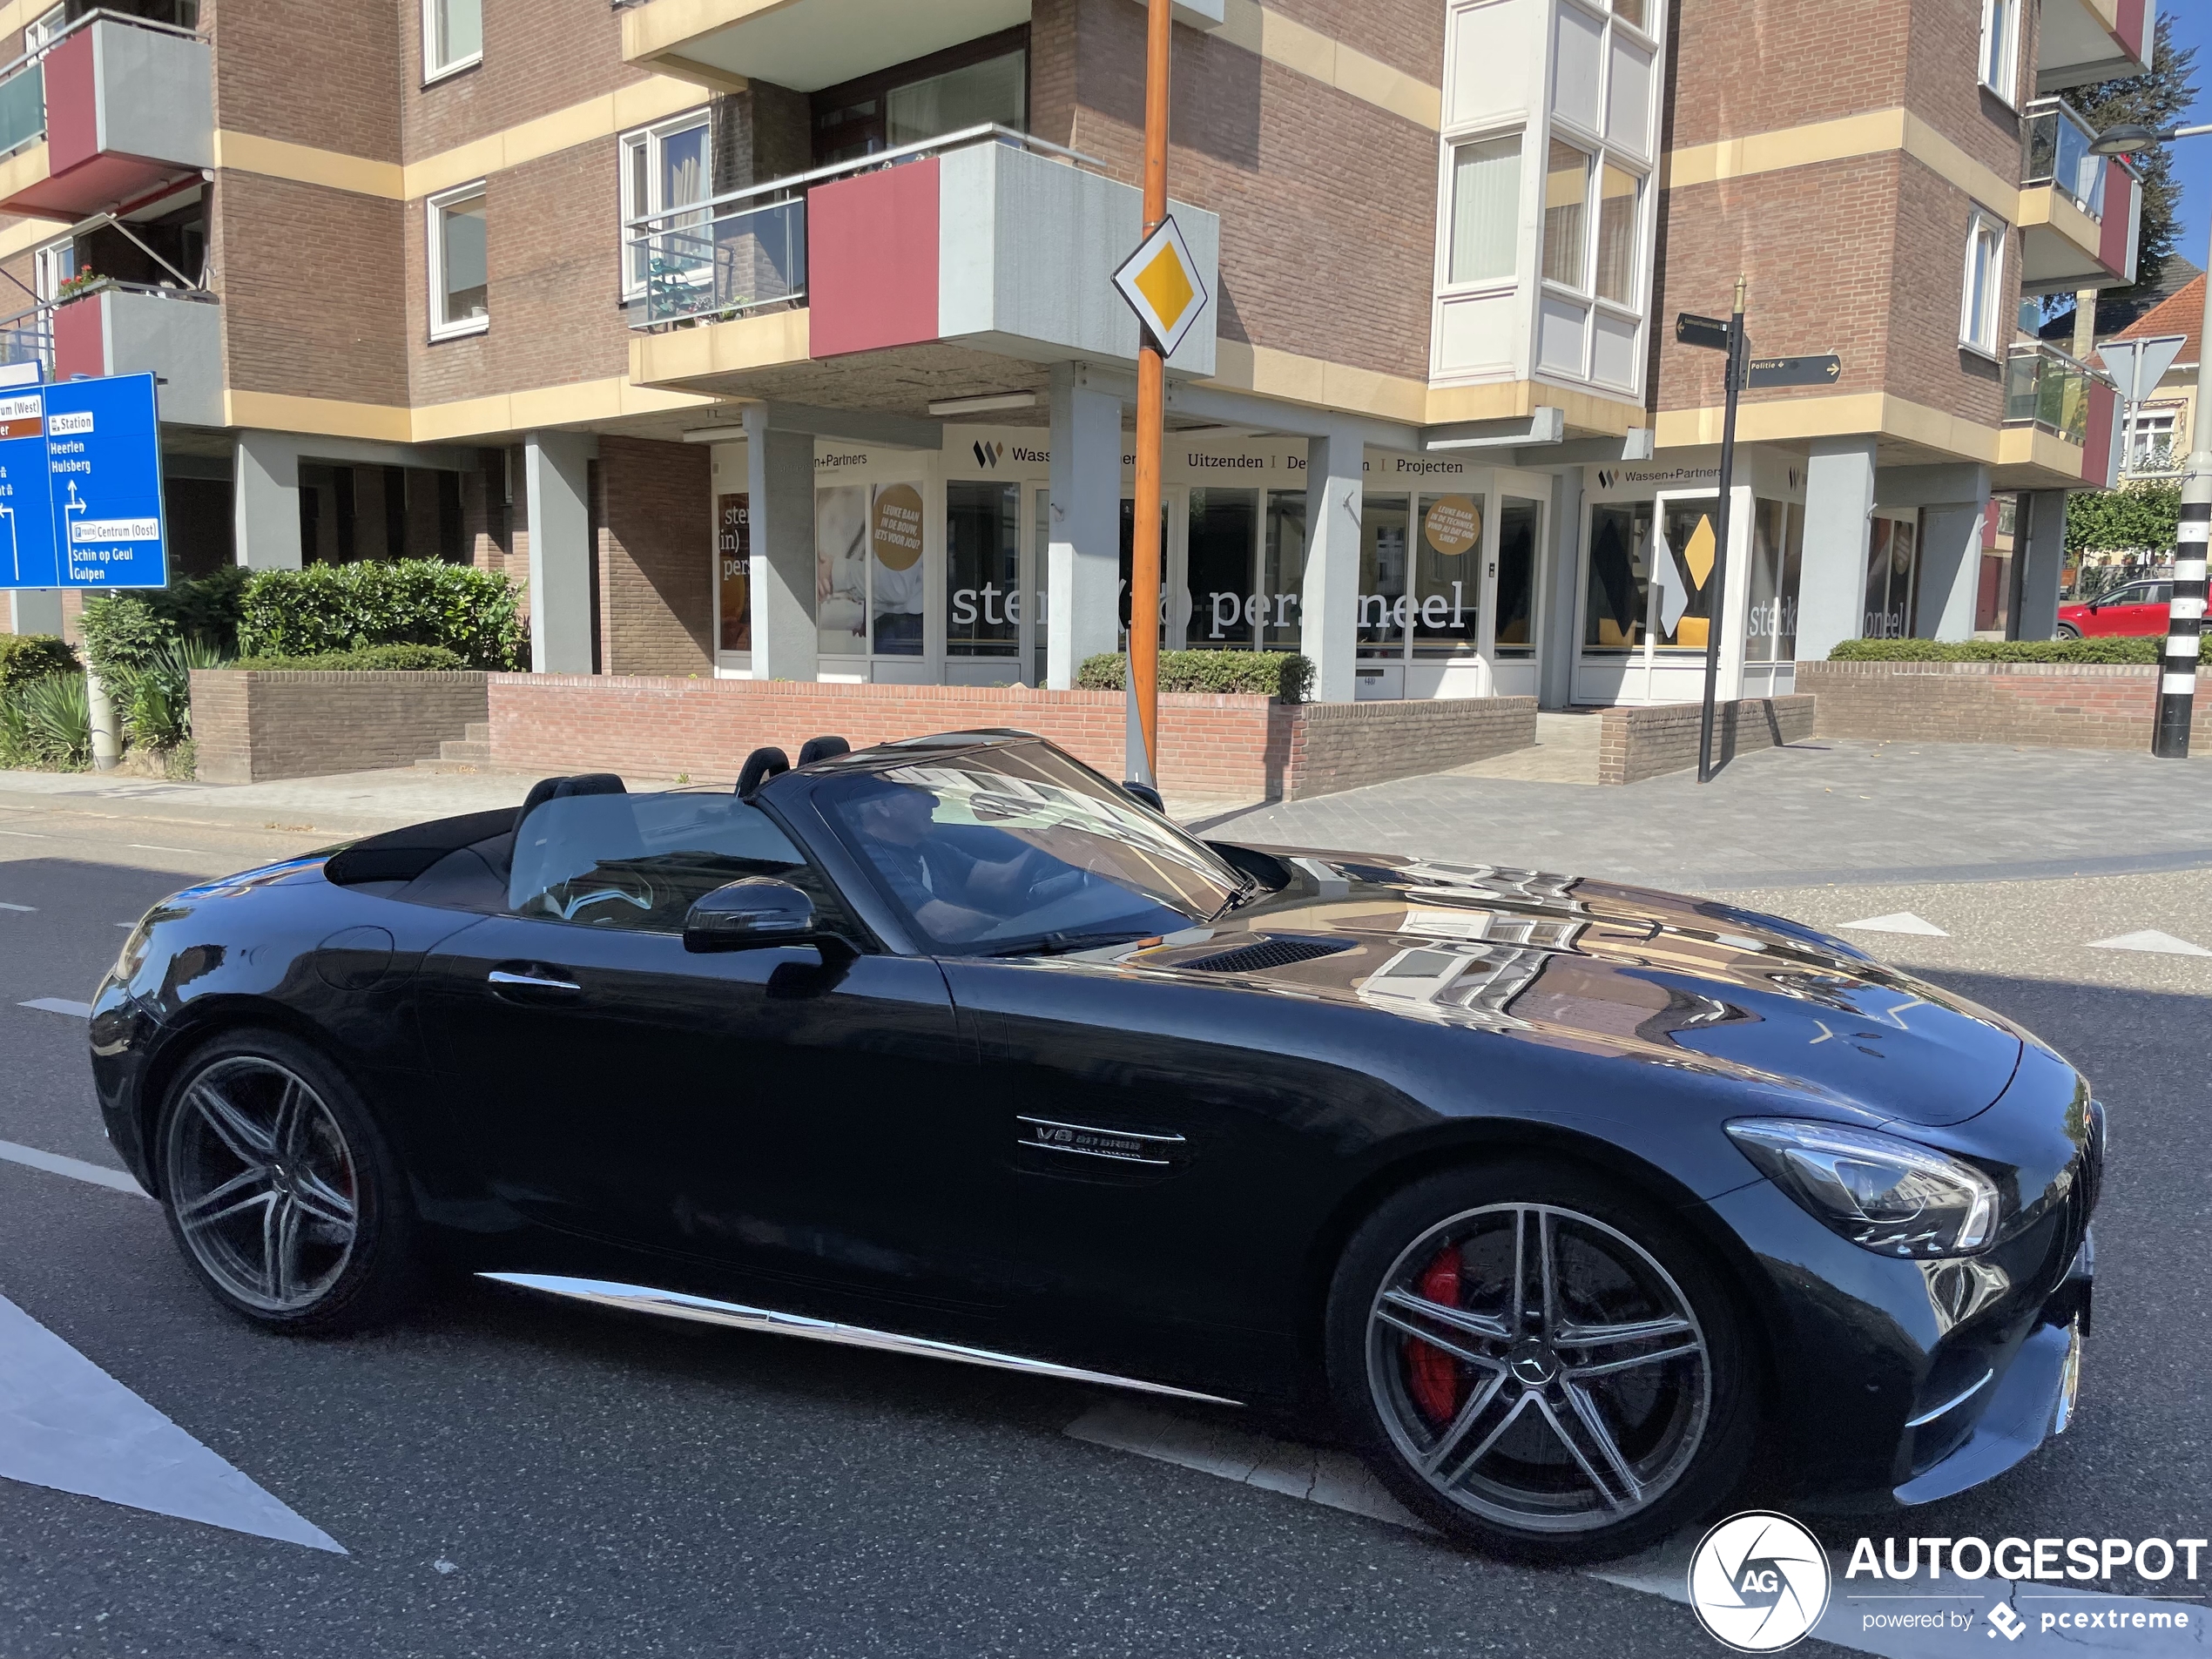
1203 737 2212 890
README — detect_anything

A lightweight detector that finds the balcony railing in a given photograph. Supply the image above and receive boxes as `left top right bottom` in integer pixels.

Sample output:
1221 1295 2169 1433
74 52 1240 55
0 301 53 374
0 5 203 158
2003 341 2115 443
624 124 1108 331
2021 97 2107 219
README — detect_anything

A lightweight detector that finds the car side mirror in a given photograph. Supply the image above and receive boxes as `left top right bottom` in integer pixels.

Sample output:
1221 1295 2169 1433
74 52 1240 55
684 878 818 953
1123 780 1165 813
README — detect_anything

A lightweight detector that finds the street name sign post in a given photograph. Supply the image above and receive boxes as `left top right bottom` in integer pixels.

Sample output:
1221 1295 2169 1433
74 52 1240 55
1675 296 1749 782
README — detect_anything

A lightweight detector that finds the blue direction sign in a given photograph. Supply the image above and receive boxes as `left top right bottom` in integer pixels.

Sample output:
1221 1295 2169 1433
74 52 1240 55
43 373 166 590
0 371 166 590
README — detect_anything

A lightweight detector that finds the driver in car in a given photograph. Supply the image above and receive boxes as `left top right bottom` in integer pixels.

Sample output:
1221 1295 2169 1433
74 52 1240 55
850 780 1043 941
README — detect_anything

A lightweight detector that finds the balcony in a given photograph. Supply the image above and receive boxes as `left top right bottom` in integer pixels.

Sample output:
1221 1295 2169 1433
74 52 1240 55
624 0 1032 92
2003 341 2121 486
629 125 1219 397
46 280 222 426
0 10 212 223
2016 98 2139 296
2035 0 2155 94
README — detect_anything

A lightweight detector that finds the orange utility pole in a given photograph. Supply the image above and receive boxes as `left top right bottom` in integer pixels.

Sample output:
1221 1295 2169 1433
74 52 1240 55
1129 0 1172 781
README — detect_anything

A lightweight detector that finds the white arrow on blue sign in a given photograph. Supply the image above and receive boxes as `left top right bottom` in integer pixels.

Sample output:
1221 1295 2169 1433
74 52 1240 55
0 371 167 591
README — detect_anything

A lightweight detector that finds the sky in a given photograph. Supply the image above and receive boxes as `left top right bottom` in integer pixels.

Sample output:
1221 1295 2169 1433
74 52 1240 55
2161 2 2212 269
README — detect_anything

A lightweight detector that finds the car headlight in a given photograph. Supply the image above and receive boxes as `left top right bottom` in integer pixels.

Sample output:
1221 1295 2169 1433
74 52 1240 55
1727 1118 2000 1258
113 916 154 985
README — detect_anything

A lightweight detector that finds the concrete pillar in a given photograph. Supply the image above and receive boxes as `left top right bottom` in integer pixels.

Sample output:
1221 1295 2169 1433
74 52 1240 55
233 431 302 571
2014 489 2068 640
1916 475 1993 639
742 406 817 683
1539 468 1582 709
1797 438 1877 659
1300 427 1363 702
9 590 63 635
524 430 594 674
1046 363 1122 689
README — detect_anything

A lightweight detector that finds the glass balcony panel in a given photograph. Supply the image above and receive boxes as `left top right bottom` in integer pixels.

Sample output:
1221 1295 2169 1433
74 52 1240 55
2020 98 2105 218
0 58 44 155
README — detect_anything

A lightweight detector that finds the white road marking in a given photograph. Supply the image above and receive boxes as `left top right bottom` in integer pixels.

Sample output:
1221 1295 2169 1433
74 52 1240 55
0 1139 148 1197
18 997 91 1017
2086 929 2212 957
0 828 50 838
1840 912 1950 936
114 921 133 927
0 1292 345 1554
0 900 34 911
1067 1409 2207 1657
126 844 199 855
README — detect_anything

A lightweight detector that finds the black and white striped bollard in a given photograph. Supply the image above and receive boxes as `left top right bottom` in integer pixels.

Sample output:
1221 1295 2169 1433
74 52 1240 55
2157 500 2208 758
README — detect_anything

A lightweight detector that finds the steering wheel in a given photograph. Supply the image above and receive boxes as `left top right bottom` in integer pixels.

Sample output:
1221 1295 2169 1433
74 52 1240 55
543 867 662 925
1015 846 1089 907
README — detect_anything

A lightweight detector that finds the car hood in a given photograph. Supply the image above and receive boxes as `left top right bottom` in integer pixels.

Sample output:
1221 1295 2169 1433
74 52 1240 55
1109 848 2023 1127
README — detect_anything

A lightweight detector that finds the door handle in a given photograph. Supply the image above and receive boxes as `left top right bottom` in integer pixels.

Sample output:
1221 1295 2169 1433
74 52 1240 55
489 967 581 993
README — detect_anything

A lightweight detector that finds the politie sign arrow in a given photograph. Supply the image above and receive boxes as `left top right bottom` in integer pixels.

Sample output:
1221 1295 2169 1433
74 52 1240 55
1746 354 1843 389
0 371 167 590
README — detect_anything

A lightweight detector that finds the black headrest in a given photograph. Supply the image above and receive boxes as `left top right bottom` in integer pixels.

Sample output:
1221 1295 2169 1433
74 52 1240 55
796 735 851 766
515 772 626 833
736 746 790 799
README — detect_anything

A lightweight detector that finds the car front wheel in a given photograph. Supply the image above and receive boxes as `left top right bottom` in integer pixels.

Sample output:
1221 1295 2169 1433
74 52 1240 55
157 1029 420 1334
2056 623 2081 640
1326 1161 1757 1563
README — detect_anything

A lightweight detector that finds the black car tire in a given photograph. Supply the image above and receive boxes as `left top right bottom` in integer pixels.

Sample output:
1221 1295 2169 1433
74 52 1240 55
1325 1158 1757 1564
2056 623 2081 640
157 1028 421 1335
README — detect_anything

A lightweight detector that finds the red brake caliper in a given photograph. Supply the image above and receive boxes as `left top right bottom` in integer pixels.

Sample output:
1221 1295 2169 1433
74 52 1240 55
1406 1246 1465 1424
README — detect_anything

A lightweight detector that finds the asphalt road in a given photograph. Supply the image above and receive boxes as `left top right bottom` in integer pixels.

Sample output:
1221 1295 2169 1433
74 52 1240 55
1 793 2206 1658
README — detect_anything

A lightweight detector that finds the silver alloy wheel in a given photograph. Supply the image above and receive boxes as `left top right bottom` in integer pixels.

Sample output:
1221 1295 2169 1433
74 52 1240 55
166 1056 360 1314
1365 1203 1711 1534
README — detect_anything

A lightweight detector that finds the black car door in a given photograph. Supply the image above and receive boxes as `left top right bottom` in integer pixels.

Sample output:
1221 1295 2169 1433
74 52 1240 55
415 788 995 1317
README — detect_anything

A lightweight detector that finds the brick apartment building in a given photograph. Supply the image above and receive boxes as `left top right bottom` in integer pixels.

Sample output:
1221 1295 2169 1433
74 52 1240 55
0 0 2155 709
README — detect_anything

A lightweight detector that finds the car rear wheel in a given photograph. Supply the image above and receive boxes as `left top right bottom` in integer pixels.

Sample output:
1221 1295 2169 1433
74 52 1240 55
2056 623 2081 640
1325 1161 1757 1563
158 1029 419 1334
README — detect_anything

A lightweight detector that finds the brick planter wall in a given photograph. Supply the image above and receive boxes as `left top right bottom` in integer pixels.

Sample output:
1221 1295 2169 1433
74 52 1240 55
484 676 1538 802
1596 695 1816 786
1798 660 2212 751
189 671 489 785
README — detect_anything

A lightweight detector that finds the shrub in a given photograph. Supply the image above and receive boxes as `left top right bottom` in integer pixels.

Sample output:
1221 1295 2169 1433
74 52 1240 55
0 634 78 693
232 644 468 671
1076 650 1314 702
0 672 91 769
107 637 234 752
78 567 250 675
239 561 524 668
1827 637 2211 664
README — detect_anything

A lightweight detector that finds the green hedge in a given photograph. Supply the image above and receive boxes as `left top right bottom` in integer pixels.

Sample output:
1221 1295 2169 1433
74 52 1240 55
78 567 249 674
0 634 78 693
239 561 525 669
1076 650 1314 702
233 644 469 671
1828 637 2212 664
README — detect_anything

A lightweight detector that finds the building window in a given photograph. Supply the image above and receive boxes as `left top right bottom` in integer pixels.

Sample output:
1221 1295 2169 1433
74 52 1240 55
1979 0 2019 103
1864 516 1919 638
1610 0 1647 30
424 0 482 81
427 184 488 340
1744 499 1804 663
1447 134 1521 286
2125 405 2182 473
1541 139 1589 287
32 237 76 305
1959 211 2006 356
812 28 1028 165
619 111 711 300
1594 162 1640 305
947 482 1022 658
817 482 926 658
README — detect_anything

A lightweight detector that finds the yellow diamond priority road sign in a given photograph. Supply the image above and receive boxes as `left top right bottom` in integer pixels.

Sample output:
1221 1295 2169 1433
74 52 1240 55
1112 215 1209 357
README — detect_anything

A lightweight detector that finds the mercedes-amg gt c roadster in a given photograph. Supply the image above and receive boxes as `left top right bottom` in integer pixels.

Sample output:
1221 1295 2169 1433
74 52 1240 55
89 729 2100 1562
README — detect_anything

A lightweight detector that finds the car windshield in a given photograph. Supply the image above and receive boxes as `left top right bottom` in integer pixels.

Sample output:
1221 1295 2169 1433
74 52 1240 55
813 741 1246 954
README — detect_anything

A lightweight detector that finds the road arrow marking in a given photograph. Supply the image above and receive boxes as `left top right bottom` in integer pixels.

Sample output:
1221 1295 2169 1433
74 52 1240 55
0 1292 345 1553
0 1138 148 1197
2086 929 2212 956
0 900 34 911
18 997 91 1017
1838 913 1949 936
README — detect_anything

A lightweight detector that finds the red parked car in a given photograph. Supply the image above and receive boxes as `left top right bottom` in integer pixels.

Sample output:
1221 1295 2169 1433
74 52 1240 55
2058 578 2172 638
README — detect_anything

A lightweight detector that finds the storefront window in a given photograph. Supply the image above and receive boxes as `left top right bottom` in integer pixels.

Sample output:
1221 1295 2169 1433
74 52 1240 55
1864 516 1919 638
1032 487 1050 685
1583 502 1652 650
1658 502 1718 650
1494 496 1540 654
1186 489 1260 650
818 482 926 658
947 482 1020 657
817 485 869 657
871 483 926 655
717 493 750 652
1976 493 2016 635
1264 490 1306 651
1744 499 1803 663
1413 494 1481 658
1359 497 1411 654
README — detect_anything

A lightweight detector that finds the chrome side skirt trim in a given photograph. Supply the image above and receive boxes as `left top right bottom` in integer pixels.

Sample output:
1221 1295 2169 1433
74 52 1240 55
480 1272 1243 1407
1905 1366 1994 1428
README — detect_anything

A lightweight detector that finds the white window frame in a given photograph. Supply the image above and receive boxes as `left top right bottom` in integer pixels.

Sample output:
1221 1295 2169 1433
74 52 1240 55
32 235 77 305
427 181 489 341
24 3 64 52
1979 0 2020 105
422 0 482 85
1436 125 1527 297
1959 208 2007 358
618 109 713 302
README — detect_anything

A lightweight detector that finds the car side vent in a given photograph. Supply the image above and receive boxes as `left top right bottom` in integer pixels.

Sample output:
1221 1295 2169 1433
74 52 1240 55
1181 936 1353 974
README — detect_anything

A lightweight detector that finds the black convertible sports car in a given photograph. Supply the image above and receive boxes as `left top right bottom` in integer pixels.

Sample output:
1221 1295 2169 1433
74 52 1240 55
89 730 2101 1562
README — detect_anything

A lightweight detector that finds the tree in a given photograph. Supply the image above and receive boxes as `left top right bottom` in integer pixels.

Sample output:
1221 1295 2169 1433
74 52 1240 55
2071 14 2199 313
2067 479 2180 560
